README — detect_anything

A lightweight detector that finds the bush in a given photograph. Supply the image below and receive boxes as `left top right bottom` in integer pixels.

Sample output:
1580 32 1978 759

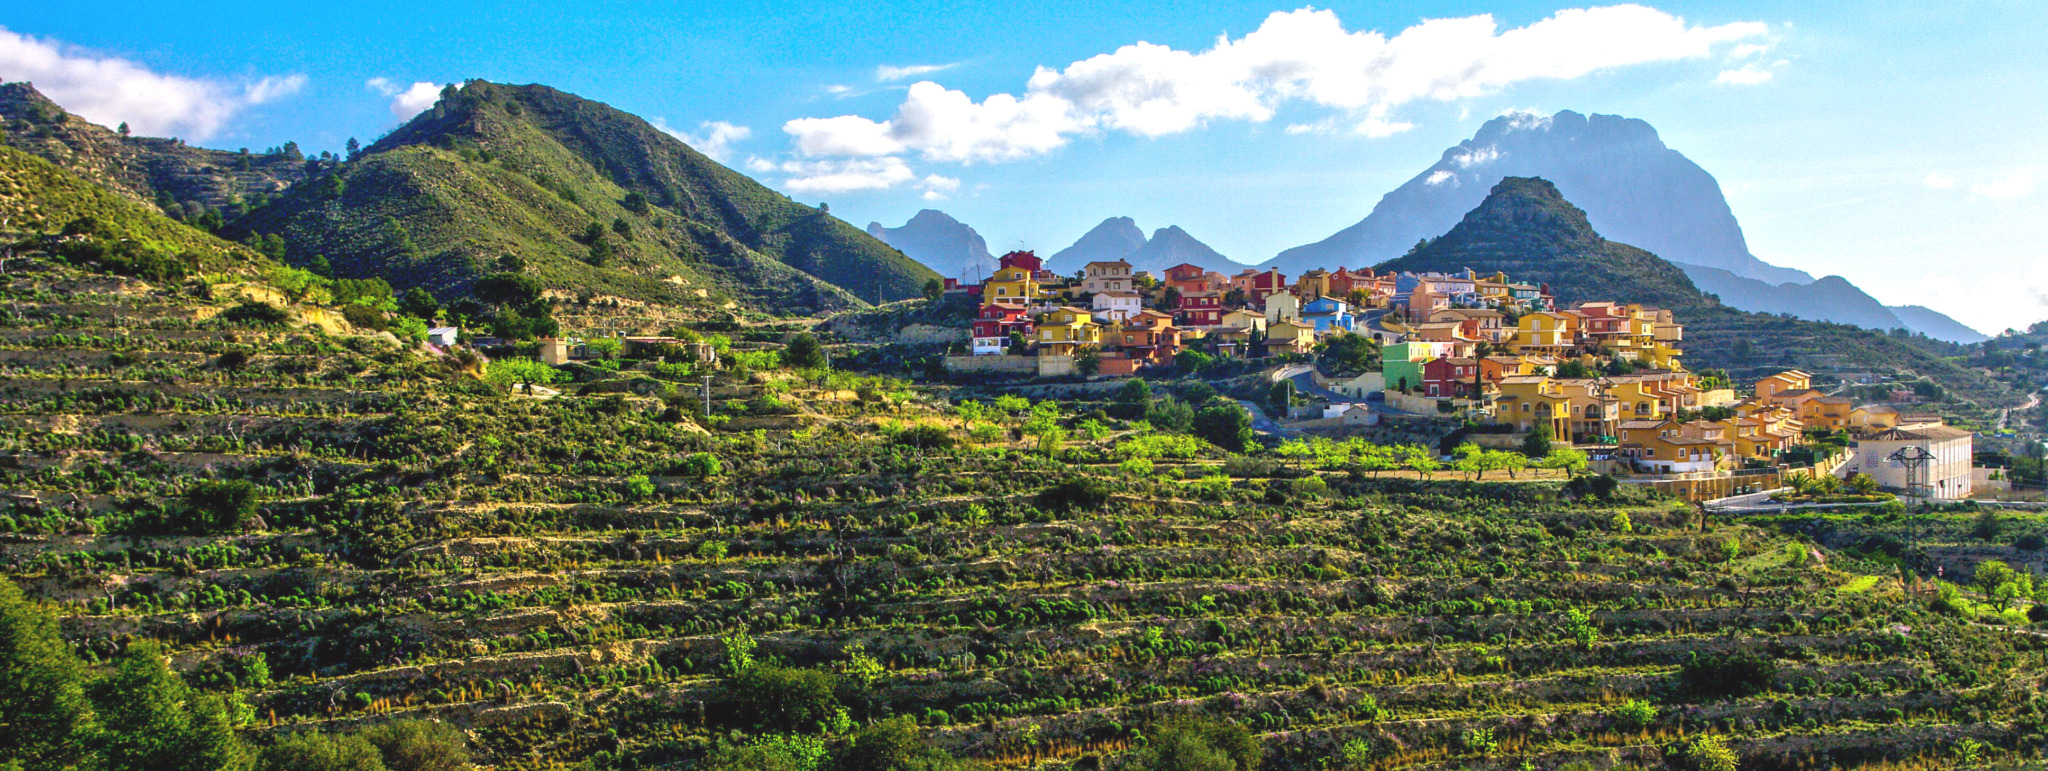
1037 478 1113 512
1679 651 1777 697
222 302 289 325
835 717 980 771
358 719 471 771
180 480 261 534
1674 735 1738 771
260 732 387 771
2016 533 2047 552
895 425 954 450
680 452 722 479
1193 405 1252 453
1132 717 1260 771
1610 698 1658 730
732 665 840 733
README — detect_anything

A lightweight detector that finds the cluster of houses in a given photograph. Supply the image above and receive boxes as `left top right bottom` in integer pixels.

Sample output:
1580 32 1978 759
955 250 1565 374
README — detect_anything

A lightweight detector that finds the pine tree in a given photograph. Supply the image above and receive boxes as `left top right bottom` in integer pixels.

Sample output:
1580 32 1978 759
0 578 98 770
93 639 251 771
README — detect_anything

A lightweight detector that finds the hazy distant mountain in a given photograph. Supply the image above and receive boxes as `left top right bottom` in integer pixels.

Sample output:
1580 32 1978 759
1046 217 1147 274
1272 110 1805 284
1275 109 1984 342
1888 305 1990 343
866 209 995 281
1048 217 1245 276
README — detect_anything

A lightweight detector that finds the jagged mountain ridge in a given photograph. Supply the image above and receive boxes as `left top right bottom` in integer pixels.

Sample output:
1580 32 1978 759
866 209 994 282
233 81 936 312
1047 216 1246 276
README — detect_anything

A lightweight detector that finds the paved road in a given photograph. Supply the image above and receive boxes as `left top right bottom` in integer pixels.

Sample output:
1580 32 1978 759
1235 399 1297 437
1271 363 1426 417
2000 390 2041 431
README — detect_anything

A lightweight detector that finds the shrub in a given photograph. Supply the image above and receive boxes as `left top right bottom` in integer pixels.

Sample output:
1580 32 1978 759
358 719 471 771
1675 735 1738 771
180 480 261 534
895 425 954 450
1610 698 1658 730
1037 478 1112 512
681 452 723 479
2016 533 2047 552
732 665 839 733
223 301 289 325
1679 651 1777 697
259 732 387 771
835 717 979 771
1132 717 1259 771
1192 405 1251 453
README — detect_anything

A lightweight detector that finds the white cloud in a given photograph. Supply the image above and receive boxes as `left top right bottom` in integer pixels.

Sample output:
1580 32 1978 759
777 157 917 194
1425 170 1457 186
365 78 448 120
1972 172 2035 200
919 174 962 201
1452 146 1502 167
1713 64 1773 85
1729 42 1770 59
877 63 958 82
1922 172 1956 190
0 26 306 140
655 119 752 162
784 5 1766 164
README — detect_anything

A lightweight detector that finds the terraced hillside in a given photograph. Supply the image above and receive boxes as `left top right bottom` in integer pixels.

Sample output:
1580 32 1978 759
229 81 937 315
4 243 2048 771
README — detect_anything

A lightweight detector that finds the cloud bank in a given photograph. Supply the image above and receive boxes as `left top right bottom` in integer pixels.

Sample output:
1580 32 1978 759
365 78 448 120
0 26 305 140
772 4 1765 193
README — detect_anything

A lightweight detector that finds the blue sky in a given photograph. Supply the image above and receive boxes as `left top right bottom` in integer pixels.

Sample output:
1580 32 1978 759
3 1 2043 333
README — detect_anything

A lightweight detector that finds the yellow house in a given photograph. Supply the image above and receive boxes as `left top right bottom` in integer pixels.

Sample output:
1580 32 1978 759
1605 379 1669 422
1754 370 1813 402
1850 404 1900 432
1495 375 1573 439
1510 311 1580 356
1035 306 1100 355
1264 320 1316 356
983 265 1040 308
1802 395 1854 431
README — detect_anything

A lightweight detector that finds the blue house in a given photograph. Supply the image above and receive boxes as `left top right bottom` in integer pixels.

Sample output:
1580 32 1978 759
1302 296 1355 333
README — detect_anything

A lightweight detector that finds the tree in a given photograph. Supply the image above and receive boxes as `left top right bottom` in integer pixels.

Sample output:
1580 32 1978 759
484 358 561 395
0 578 97 769
1194 405 1252 452
358 720 471 771
93 640 252 771
784 333 828 370
398 288 440 320
731 665 840 733
1266 380 1296 416
182 479 261 534
621 191 650 214
680 452 722 478
922 278 944 301
258 733 387 771
1537 447 1589 477
835 717 976 771
118 121 131 137
1075 346 1101 376
345 137 362 160
1846 473 1878 495
1133 717 1261 771
1520 425 1553 458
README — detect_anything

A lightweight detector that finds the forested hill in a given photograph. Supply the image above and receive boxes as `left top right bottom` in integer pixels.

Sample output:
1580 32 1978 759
232 81 936 314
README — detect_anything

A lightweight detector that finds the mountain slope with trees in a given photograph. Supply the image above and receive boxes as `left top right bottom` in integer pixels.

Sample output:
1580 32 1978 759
230 81 936 314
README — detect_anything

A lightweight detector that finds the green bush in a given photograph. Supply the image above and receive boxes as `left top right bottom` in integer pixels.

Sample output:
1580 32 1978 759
732 665 840 733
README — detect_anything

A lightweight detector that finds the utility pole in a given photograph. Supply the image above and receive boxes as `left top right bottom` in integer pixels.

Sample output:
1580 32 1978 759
700 374 713 416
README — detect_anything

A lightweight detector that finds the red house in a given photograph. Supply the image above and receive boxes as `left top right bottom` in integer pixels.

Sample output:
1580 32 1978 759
1233 268 1288 304
1163 263 1212 294
971 304 1034 355
1421 355 1483 399
998 250 1042 273
1327 267 1372 298
1175 291 1222 326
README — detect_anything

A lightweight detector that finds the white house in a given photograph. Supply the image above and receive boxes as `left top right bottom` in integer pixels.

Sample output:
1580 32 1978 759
1845 424 1975 500
427 327 461 347
1091 290 1143 322
1264 292 1302 325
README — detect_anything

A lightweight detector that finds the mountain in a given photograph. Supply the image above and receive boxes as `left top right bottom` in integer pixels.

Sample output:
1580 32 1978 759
1888 305 1991 344
0 81 314 219
1047 217 1245 276
1273 109 1985 342
1046 216 1148 274
866 209 994 281
1377 177 2015 413
1272 110 1804 283
1126 226 1245 276
232 81 936 313
1376 177 1703 310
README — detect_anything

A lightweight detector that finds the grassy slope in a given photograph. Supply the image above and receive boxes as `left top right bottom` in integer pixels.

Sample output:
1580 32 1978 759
233 81 935 314
0 145 273 276
0 82 311 212
1376 177 2016 417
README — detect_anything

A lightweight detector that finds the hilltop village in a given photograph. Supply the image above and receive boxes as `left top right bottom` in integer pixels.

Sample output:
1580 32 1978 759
944 251 1982 502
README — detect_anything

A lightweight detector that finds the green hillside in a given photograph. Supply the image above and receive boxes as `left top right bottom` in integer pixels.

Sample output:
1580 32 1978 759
0 81 315 218
1376 177 2018 420
0 145 272 277
231 81 936 314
